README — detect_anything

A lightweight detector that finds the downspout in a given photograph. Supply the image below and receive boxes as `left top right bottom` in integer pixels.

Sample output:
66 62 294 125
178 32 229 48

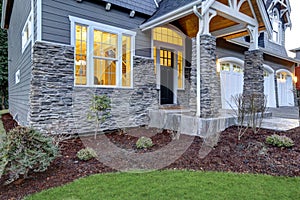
193 5 203 117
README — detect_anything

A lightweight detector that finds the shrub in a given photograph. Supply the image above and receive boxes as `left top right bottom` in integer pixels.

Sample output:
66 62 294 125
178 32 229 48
0 127 59 185
77 147 97 161
136 136 153 149
266 134 294 148
87 94 111 139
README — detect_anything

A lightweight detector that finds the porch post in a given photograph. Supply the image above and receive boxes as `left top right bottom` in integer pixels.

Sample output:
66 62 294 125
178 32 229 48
243 25 265 109
199 34 221 118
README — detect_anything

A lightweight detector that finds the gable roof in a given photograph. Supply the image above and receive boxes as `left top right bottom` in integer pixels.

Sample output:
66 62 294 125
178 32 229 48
101 0 157 15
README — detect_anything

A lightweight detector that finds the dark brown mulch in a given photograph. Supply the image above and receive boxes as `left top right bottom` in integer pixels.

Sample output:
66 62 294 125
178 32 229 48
0 113 299 199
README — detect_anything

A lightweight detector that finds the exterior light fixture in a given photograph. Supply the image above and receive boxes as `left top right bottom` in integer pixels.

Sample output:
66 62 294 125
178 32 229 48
106 3 111 11
129 10 135 18
216 59 221 73
293 76 298 83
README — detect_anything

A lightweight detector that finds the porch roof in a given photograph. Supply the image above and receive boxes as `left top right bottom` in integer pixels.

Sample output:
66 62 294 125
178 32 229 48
141 0 273 40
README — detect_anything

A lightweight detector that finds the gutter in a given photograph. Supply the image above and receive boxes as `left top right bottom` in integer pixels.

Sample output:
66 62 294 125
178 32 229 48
140 0 204 31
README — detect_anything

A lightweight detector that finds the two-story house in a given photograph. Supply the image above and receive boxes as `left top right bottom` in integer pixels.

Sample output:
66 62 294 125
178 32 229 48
1 0 299 134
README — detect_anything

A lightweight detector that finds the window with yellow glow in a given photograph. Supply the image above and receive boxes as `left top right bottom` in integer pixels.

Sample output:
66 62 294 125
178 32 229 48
178 51 183 89
75 25 87 85
71 17 135 88
122 36 131 87
93 30 117 86
153 27 183 46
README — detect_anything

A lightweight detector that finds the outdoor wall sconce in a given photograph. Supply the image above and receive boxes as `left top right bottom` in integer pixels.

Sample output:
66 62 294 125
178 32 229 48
293 76 298 84
216 59 221 73
106 3 111 11
130 10 135 18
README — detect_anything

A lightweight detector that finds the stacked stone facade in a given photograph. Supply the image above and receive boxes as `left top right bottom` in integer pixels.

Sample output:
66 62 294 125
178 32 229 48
29 42 158 134
243 50 265 109
199 35 221 118
189 36 222 117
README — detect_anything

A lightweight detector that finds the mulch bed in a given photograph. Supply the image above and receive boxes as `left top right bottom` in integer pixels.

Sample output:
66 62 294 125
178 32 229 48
0 113 299 199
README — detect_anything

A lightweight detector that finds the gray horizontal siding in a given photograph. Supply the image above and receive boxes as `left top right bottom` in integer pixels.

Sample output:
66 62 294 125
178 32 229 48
42 0 151 57
7 0 32 126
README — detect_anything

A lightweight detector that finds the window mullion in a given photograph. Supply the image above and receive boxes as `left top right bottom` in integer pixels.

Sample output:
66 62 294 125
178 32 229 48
117 34 122 87
87 26 94 86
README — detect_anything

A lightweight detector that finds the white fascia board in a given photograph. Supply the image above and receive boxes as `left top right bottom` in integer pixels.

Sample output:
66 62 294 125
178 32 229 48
256 0 273 38
140 0 205 31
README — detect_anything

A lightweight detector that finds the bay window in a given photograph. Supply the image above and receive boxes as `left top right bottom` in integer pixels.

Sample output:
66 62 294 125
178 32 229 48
70 16 136 87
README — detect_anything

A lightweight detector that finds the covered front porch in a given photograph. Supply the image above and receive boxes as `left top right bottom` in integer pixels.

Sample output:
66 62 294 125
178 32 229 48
141 0 271 119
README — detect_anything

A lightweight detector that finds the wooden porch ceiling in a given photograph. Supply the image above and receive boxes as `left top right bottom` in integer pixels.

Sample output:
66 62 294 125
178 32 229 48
171 0 266 39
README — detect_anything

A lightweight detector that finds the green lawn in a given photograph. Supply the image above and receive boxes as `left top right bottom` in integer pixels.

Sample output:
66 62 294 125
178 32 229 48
26 170 300 200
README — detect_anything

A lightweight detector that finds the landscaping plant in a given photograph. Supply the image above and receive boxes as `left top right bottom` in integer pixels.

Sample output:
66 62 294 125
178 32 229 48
77 147 97 161
266 134 294 148
136 136 153 149
0 126 59 185
230 94 267 140
87 94 111 139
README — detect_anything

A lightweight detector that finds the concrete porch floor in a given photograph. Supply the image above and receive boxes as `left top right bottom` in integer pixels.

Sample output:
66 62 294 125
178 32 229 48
148 107 299 137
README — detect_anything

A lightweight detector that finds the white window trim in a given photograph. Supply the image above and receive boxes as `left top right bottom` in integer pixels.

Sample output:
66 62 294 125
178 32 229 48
269 8 282 45
22 12 33 53
152 25 186 91
69 16 136 88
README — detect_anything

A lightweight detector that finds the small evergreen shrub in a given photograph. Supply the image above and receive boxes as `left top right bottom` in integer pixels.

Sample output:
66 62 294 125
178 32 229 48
136 136 153 149
0 127 59 185
266 134 294 148
77 147 97 161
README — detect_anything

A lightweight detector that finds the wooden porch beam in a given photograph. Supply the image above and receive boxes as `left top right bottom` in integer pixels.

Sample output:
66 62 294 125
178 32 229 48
211 24 247 38
211 1 257 26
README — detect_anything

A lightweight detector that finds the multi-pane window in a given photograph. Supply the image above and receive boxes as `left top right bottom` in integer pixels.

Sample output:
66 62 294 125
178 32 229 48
153 27 183 46
122 36 131 87
177 51 183 89
22 14 32 52
71 16 135 87
75 25 87 85
271 9 281 44
93 30 117 86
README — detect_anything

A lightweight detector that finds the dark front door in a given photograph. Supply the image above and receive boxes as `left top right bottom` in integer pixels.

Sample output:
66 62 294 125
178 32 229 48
160 49 174 104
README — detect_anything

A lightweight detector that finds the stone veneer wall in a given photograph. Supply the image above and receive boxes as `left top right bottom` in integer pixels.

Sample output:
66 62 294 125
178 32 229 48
29 42 158 134
189 36 222 117
243 50 264 108
189 38 197 114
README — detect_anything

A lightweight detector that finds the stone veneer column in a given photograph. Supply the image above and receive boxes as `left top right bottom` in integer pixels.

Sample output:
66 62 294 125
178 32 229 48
199 35 221 118
243 50 264 109
189 38 197 114
29 42 75 134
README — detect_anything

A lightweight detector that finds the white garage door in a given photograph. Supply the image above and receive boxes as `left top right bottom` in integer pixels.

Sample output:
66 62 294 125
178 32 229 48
220 62 243 109
277 72 294 106
264 70 276 107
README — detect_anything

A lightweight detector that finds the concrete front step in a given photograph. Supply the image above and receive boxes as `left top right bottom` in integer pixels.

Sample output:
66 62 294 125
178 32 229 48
148 109 272 138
